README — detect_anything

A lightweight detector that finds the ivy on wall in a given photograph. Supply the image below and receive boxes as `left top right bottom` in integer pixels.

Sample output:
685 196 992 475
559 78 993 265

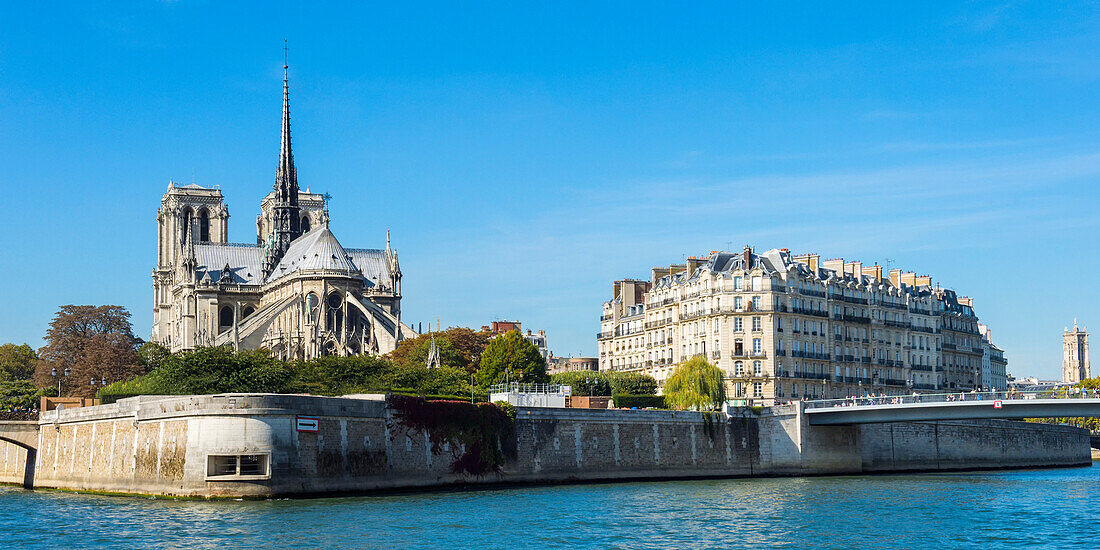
387 395 516 476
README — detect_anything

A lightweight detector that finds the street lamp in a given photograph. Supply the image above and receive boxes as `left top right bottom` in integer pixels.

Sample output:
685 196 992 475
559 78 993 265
51 367 69 397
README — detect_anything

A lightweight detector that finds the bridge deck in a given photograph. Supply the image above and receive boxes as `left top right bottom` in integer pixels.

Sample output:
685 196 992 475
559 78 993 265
805 397 1100 425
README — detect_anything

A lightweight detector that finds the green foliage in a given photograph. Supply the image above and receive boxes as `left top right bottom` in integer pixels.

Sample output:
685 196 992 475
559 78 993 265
613 394 666 409
0 379 43 410
387 327 490 373
98 347 478 403
610 372 658 395
663 356 726 411
0 344 37 382
493 400 516 420
137 342 172 371
388 395 515 475
476 330 548 388
550 371 612 396
549 371 659 396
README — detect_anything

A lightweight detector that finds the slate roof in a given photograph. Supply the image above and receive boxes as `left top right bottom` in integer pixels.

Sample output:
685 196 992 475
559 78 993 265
196 243 263 285
266 226 358 283
194 228 390 287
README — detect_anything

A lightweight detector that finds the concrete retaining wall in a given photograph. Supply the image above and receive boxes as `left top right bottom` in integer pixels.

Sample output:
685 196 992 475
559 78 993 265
0 394 1089 498
861 419 1091 472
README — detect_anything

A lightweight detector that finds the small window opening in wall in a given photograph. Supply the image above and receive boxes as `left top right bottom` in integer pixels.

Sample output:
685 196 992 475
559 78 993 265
206 454 270 479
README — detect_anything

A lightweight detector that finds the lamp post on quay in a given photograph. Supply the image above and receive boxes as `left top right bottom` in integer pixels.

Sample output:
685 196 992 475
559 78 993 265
51 367 69 397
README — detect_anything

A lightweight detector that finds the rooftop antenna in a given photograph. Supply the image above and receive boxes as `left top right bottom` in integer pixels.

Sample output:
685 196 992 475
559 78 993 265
884 258 895 273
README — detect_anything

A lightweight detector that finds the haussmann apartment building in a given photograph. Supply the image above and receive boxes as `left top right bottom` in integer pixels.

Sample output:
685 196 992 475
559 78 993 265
598 246 1000 405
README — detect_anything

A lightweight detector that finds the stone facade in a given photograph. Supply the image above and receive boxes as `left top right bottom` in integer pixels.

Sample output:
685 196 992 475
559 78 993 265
1063 321 1090 383
599 247 998 404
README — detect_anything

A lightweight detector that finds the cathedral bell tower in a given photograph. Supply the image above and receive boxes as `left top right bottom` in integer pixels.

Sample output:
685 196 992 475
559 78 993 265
263 56 303 276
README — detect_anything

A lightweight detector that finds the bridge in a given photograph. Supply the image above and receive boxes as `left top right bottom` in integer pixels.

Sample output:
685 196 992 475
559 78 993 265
0 421 39 489
804 391 1100 426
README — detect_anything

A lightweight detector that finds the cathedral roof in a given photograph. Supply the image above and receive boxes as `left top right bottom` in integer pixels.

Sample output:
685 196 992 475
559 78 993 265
196 243 263 285
265 226 360 283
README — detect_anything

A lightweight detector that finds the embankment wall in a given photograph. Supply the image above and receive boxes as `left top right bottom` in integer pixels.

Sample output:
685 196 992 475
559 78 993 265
0 395 1089 498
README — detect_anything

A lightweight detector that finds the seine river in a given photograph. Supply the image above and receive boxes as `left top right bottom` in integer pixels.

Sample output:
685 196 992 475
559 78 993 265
2 466 1095 549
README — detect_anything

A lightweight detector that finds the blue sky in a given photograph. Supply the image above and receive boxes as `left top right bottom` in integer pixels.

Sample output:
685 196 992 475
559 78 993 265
2 2 1098 379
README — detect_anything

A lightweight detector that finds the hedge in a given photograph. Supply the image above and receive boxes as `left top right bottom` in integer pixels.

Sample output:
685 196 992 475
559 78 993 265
613 394 665 409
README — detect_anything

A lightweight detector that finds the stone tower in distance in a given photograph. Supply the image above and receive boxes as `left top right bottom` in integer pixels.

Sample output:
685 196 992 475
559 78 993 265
1062 320 1090 383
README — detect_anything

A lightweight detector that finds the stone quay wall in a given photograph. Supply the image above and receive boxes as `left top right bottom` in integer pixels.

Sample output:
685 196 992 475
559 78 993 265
860 419 1091 472
0 394 1090 498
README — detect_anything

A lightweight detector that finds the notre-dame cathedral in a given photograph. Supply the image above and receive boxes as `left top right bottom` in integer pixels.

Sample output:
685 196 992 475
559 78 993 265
151 64 416 359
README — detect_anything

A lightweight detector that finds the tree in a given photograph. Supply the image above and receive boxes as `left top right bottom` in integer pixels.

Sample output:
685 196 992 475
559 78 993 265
35 305 144 398
551 371 613 396
0 343 36 382
611 372 658 396
476 330 548 388
387 327 490 373
663 356 726 411
0 379 43 411
137 341 172 371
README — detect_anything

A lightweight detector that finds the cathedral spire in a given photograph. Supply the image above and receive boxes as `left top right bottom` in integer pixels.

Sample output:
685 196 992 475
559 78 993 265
264 42 304 276
275 41 298 201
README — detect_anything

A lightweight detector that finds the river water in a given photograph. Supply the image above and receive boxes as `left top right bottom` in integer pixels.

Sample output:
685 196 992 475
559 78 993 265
2 465 1096 549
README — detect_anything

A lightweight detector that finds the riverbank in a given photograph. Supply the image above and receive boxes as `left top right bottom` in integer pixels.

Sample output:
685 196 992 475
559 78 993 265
1 394 1090 498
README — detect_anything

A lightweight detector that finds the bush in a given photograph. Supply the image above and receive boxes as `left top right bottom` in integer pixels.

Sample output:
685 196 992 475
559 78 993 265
611 372 658 395
550 371 659 396
551 371 613 396
0 379 43 410
99 346 479 402
613 394 665 409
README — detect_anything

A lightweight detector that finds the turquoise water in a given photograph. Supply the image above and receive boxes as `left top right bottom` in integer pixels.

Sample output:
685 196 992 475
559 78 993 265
2 466 1096 549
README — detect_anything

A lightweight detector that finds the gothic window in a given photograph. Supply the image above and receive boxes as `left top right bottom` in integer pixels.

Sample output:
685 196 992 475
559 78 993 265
306 293 320 324
219 306 233 329
301 215 311 233
326 292 343 333
242 306 255 319
199 209 210 242
180 207 193 244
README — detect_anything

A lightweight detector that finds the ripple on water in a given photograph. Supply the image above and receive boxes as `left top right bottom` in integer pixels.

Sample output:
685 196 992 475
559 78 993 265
0 466 1095 549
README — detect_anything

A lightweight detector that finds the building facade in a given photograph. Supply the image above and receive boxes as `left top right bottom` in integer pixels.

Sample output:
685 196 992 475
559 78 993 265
151 64 416 358
598 246 998 404
1062 321 1090 383
548 357 599 374
979 324 1008 391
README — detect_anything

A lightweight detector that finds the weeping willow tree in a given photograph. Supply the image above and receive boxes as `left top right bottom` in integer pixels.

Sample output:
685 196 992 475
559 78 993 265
663 356 726 411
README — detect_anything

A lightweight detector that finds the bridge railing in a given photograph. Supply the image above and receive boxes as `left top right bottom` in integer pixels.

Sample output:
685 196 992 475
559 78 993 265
804 388 1100 410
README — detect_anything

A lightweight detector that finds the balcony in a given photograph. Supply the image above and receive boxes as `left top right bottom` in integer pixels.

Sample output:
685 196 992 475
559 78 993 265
791 306 829 318
799 288 826 298
834 313 872 325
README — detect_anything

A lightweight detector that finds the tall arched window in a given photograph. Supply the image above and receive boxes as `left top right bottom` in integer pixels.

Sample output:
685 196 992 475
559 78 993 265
198 209 210 242
301 215 311 233
219 305 234 328
306 293 319 324
180 207 193 244
326 292 343 333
